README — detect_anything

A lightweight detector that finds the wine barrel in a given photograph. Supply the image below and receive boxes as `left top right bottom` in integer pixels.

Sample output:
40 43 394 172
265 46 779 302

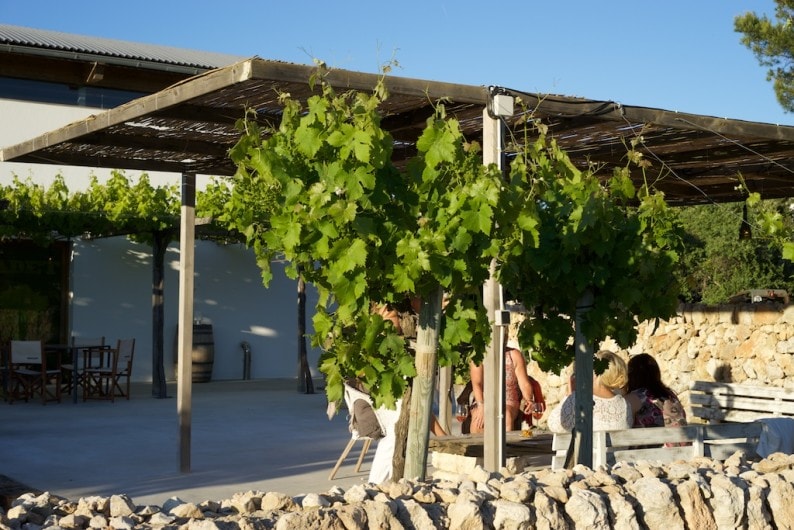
191 324 214 383
174 324 215 383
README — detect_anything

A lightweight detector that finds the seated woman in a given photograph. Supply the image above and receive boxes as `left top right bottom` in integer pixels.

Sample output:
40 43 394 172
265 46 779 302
547 349 632 433
626 353 687 428
467 336 542 434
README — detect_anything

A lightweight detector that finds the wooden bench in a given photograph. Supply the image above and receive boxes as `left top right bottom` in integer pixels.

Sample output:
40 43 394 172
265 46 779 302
689 380 794 423
551 421 762 470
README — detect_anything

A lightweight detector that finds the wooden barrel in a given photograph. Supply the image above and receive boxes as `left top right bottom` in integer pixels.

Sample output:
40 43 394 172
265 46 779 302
174 324 215 383
191 324 214 383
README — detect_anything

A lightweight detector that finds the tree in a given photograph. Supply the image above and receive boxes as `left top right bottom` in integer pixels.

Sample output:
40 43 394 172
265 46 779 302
225 68 505 480
224 64 687 475
674 199 794 303
494 127 683 467
496 129 683 374
0 172 236 398
735 1 794 113
85 171 181 398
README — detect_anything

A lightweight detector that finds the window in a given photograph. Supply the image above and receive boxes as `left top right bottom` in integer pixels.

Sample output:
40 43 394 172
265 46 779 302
0 76 144 108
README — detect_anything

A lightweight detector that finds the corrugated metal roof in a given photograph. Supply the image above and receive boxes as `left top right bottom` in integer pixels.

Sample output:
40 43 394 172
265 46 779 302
0 24 244 70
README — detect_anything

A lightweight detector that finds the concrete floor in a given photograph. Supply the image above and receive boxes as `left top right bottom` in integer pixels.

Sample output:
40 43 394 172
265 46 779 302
0 380 383 507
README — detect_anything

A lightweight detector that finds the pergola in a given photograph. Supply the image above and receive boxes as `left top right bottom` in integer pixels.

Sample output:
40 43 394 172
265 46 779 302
3 57 794 474
4 58 794 204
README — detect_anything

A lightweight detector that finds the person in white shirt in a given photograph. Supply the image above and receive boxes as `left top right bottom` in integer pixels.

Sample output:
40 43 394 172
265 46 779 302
547 349 632 433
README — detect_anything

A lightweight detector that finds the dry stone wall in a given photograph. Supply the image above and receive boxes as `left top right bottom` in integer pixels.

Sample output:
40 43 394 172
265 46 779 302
529 302 794 418
5 451 794 529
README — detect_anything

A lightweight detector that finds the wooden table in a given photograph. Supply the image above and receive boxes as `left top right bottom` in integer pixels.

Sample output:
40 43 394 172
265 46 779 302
46 343 108 403
429 431 553 478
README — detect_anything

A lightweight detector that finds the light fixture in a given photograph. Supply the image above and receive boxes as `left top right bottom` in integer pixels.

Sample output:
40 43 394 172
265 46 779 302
739 203 752 241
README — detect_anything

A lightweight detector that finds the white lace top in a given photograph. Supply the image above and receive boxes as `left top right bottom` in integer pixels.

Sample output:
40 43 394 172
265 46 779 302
547 392 632 433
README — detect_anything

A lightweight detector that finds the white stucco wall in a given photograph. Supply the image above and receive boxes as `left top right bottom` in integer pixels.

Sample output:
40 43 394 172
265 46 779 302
70 237 321 383
2 99 323 384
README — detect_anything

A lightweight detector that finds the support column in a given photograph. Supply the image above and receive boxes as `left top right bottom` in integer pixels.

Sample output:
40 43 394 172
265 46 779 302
177 172 196 473
482 106 506 471
573 289 594 467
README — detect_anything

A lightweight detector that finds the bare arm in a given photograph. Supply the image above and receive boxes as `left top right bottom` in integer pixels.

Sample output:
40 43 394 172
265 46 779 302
509 349 535 413
469 361 485 432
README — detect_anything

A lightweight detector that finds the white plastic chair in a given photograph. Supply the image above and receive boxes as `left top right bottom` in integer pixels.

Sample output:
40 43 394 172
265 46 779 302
328 383 386 480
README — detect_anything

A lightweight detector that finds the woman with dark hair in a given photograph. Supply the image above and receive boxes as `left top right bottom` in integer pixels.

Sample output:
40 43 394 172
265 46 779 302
626 353 687 428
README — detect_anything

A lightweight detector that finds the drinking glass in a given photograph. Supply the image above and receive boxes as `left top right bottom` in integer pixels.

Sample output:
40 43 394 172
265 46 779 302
455 403 469 423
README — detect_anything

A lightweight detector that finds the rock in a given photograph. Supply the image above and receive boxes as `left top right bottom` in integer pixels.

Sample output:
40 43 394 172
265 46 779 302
533 489 570 530
362 500 403 529
108 515 137 529
230 491 262 514
343 484 371 504
448 497 485 530
604 490 640 530
630 476 685 530
335 504 368 530
88 513 109 529
274 508 344 530
746 483 773 530
301 493 330 508
394 498 436 530
260 491 297 512
54 512 88 528
491 498 531 529
676 478 716 530
162 496 187 513
382 480 413 499
564 489 610 530
169 501 204 519
706 474 747 528
765 473 794 529
147 511 175 526
109 494 136 517
499 479 532 504
411 485 436 504
470 464 496 484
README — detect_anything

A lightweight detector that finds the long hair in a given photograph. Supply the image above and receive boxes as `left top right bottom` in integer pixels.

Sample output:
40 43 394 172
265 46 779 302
627 353 675 400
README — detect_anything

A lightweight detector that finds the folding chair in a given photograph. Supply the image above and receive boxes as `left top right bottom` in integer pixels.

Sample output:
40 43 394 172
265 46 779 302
61 336 105 395
111 338 135 400
7 340 61 404
328 383 386 480
83 338 134 402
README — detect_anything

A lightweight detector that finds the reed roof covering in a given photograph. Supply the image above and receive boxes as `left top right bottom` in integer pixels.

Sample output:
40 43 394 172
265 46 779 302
3 57 793 206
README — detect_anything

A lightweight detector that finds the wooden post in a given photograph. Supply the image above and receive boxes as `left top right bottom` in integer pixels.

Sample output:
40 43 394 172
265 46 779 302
482 106 506 472
573 289 594 467
177 172 196 473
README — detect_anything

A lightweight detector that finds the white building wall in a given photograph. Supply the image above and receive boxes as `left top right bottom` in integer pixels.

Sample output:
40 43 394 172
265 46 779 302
2 99 322 383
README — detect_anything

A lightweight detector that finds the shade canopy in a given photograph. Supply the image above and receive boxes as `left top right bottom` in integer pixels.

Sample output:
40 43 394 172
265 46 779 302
3 57 794 206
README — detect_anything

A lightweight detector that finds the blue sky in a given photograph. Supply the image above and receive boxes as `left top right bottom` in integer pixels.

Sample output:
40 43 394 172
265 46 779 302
2 1 790 126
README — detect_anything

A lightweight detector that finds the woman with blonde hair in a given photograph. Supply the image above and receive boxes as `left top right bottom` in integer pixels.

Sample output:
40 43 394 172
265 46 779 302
547 350 632 433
